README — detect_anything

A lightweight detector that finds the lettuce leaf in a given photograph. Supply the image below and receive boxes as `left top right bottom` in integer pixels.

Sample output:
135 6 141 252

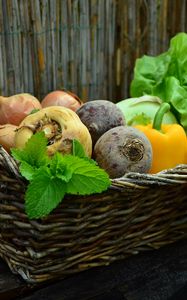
130 32 187 133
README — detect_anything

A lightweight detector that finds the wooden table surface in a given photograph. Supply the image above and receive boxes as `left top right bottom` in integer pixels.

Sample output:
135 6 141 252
1 239 187 300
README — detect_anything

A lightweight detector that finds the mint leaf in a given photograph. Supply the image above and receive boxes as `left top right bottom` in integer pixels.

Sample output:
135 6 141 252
19 161 37 181
25 167 66 219
62 155 111 195
72 139 87 158
49 152 73 182
81 156 98 166
11 131 49 168
11 147 29 164
72 139 97 165
11 133 110 219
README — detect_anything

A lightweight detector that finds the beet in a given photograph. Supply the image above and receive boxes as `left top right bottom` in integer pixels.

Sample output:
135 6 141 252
93 126 153 178
76 100 125 145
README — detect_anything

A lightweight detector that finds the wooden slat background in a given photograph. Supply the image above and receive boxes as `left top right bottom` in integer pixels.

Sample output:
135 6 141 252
0 0 187 102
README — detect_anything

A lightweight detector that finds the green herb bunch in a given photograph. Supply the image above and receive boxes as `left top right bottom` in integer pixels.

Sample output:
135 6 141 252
11 132 111 219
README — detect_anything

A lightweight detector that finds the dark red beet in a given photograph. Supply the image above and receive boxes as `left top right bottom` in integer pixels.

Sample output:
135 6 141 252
76 100 125 145
94 126 153 178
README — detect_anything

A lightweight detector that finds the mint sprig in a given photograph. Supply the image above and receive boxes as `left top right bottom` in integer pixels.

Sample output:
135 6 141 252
11 131 50 180
62 155 111 195
72 139 86 158
25 167 67 219
11 133 111 219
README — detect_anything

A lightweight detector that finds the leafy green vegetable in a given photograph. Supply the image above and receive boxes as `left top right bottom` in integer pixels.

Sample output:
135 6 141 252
116 95 177 126
11 133 111 219
130 32 187 133
128 113 151 126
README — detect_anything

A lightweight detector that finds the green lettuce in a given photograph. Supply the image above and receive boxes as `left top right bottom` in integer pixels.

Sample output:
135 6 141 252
130 32 187 132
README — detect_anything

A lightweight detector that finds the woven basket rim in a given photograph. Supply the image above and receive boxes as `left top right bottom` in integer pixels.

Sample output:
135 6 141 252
0 145 187 190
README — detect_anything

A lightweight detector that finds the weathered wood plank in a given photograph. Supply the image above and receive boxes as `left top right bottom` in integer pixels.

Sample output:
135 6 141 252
0 0 187 100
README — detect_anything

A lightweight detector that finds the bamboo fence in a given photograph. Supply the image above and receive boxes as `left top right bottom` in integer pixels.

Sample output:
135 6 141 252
0 0 187 102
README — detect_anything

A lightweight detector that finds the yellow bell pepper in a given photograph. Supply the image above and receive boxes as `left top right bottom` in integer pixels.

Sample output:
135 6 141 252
135 103 187 174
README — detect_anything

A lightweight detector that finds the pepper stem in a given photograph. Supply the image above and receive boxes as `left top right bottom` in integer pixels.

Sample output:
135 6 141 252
152 103 170 131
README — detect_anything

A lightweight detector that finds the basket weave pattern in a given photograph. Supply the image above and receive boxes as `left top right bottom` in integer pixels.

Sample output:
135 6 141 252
0 146 187 283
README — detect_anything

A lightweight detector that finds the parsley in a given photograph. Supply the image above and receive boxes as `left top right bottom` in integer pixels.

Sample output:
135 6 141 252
11 133 111 219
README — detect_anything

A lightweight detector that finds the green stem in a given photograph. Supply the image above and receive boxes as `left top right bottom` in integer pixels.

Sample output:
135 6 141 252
152 103 170 131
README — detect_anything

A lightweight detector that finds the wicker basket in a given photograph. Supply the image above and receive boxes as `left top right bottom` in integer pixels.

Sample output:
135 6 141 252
0 145 187 283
